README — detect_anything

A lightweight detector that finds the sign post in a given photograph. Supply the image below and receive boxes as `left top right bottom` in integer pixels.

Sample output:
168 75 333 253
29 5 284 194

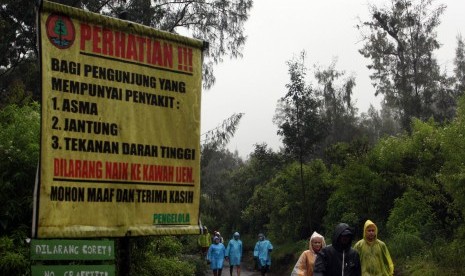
31 239 115 276
34 0 205 238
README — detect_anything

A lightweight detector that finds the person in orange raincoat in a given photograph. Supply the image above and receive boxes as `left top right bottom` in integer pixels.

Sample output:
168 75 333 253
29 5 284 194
291 231 326 276
354 220 394 276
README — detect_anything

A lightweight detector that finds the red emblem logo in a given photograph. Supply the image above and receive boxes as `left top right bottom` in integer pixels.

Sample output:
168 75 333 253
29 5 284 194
46 14 75 49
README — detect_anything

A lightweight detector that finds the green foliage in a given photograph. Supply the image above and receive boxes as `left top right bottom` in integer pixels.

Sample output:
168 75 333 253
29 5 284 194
314 59 359 148
274 51 326 160
130 236 203 276
241 179 280 238
401 254 441 276
0 103 40 165
387 188 439 241
0 103 40 234
388 232 426 260
2 4 465 276
7 0 252 91
431 237 465 273
269 240 307 276
324 139 370 168
440 97 465 218
368 134 409 174
0 0 39 105
400 244 465 276
323 162 394 237
200 147 243 233
183 255 209 276
133 255 195 276
0 235 30 275
200 143 285 237
359 0 452 129
201 113 244 150
454 35 465 98
358 103 401 144
243 160 331 242
152 236 183 258
0 1 37 70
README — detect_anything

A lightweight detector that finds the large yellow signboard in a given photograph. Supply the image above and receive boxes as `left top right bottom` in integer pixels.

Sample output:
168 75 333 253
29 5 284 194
34 1 204 238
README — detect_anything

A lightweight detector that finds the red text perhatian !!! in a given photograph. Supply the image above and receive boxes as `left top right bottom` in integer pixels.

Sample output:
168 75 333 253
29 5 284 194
80 23 175 69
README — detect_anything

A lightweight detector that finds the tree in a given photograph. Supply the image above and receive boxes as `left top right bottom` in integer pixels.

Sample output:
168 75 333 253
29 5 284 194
0 0 253 103
0 103 40 276
273 51 326 234
241 159 331 242
0 1 37 70
0 0 253 115
96 0 253 89
323 162 393 236
199 147 243 232
0 1 39 107
0 103 40 235
359 0 450 130
358 102 402 145
130 236 199 276
199 112 244 232
201 113 244 152
274 51 326 161
313 59 360 149
454 35 465 96
440 97 465 219
233 143 286 234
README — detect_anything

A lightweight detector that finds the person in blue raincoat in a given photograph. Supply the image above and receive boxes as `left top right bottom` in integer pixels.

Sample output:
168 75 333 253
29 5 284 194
253 233 273 276
225 232 243 276
207 236 226 276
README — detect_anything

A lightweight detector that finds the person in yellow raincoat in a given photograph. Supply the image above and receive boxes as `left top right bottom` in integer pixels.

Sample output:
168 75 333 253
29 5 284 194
198 226 212 259
354 220 394 276
291 231 326 276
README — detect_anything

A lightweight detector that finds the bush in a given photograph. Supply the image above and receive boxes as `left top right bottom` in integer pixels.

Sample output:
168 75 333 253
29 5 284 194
129 235 205 276
134 255 195 276
0 236 30 275
270 240 307 275
184 254 209 276
388 232 425 260
432 238 465 273
402 254 440 276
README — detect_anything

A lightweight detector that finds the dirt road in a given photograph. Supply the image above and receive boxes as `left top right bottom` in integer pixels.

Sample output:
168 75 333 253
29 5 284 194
205 259 275 276
204 265 263 276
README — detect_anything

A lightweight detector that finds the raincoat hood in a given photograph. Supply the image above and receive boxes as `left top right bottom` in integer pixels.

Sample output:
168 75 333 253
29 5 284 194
332 223 354 251
363 219 378 245
308 231 326 253
354 220 394 275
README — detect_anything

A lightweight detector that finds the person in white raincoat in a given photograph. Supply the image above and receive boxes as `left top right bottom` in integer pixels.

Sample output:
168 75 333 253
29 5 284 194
291 231 326 276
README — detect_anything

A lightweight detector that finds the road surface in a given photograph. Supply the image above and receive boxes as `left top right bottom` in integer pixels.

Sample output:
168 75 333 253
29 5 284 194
204 259 276 276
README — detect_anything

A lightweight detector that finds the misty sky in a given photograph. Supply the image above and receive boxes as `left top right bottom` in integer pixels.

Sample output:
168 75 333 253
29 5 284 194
201 0 465 159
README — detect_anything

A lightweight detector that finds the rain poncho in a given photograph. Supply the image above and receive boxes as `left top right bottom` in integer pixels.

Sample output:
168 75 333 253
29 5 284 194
198 231 211 248
314 223 361 276
253 235 273 267
225 232 242 266
291 231 326 276
353 220 394 276
207 241 226 270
